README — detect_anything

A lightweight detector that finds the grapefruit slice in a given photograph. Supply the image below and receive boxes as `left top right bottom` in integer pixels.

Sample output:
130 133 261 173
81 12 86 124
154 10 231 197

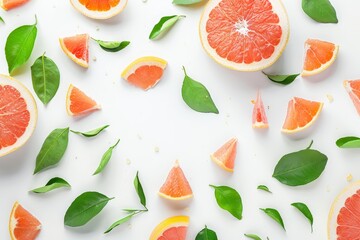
344 80 360 116
159 160 193 200
252 91 269 128
9 202 41 240
59 34 89 68
66 84 100 116
0 74 37 157
1 0 29 10
70 0 127 19
301 39 339 77
121 56 167 90
210 138 237 172
282 97 323 134
199 0 289 71
149 216 189 240
328 181 360 240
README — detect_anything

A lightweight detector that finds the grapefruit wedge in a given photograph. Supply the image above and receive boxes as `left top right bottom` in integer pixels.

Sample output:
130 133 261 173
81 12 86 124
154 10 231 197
1 0 29 10
70 0 127 19
302 39 339 77
344 80 360 116
252 91 269 128
0 75 37 157
59 34 89 68
121 56 167 90
66 84 100 116
9 202 41 240
149 216 189 240
199 0 289 71
211 138 237 172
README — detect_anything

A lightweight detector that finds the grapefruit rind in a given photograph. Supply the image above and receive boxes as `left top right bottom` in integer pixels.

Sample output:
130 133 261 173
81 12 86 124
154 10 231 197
70 0 128 19
66 84 101 116
149 216 189 240
344 80 360 115
158 192 193 201
1 0 29 10
59 35 89 68
210 154 234 172
199 0 290 71
0 74 37 158
252 91 269 129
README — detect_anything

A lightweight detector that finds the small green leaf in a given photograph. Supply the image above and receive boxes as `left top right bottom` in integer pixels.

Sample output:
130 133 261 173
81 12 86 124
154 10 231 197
34 127 69 174
195 225 218 240
93 139 120 175
64 191 114 227
291 202 314 232
182 67 219 114
93 38 130 52
260 208 285 230
134 171 146 208
257 185 272 193
71 125 109 138
104 212 137 234
336 136 360 148
149 15 185 40
30 177 70 193
262 72 299 85
31 53 60 104
302 0 338 23
173 0 202 5
5 16 37 75
0 16 4 23
209 185 242 220
244 234 262 240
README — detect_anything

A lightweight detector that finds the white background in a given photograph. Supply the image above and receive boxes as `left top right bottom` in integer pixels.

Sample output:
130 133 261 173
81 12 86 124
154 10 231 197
0 0 359 239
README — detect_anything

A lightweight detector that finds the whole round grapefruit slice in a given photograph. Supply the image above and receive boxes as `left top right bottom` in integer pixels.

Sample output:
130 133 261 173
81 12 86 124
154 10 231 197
344 80 360 116
252 91 269 128
70 0 127 19
0 75 37 157
1 0 29 10
149 216 189 240
328 181 360 239
66 84 100 116
211 138 237 172
199 0 289 71
9 202 41 240
59 34 89 68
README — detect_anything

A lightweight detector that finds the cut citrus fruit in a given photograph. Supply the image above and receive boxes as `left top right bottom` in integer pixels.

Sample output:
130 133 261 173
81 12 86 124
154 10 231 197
252 91 269 128
328 181 360 240
211 138 237 172
1 0 29 10
59 34 89 68
302 39 339 77
0 74 37 157
282 97 323 134
121 56 167 90
66 84 100 116
70 0 127 19
159 160 193 200
199 0 289 71
344 80 360 116
149 216 189 240
9 202 41 240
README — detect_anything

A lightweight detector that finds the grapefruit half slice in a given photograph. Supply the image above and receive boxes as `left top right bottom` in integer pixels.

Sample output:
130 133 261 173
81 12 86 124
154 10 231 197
59 34 89 68
252 91 269 128
66 84 100 116
210 138 237 172
70 0 127 19
1 0 29 10
344 80 360 116
149 216 189 240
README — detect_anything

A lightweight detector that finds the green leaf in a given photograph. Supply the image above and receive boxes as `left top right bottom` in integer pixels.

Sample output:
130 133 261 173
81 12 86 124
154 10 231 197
182 67 219 114
104 212 137 234
209 185 242 220
291 202 314 232
134 171 146 208
71 125 109 138
5 16 37 75
31 54 60 104
262 72 299 85
260 208 285 230
93 39 130 52
0 16 4 23
149 15 185 40
257 185 272 193
244 234 262 240
34 127 69 174
195 225 218 240
336 136 360 148
64 191 114 227
30 177 71 193
93 139 120 175
302 0 338 23
272 141 328 186
173 0 202 5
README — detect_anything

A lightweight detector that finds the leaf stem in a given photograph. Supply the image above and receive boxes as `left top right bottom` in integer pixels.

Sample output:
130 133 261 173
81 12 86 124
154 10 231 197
306 140 314 149
34 15 38 25
182 66 187 76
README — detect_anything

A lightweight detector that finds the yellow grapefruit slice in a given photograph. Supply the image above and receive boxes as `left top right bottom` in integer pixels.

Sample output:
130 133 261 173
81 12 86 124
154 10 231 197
121 56 167 90
1 0 29 10
59 34 89 68
0 74 37 157
9 202 41 240
66 84 100 116
252 91 269 128
210 138 237 172
70 0 128 19
199 0 289 71
149 216 189 240
301 39 339 77
344 80 360 116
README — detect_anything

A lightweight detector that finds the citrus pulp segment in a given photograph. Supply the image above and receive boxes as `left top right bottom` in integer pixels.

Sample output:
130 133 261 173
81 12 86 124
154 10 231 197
252 91 269 128
149 215 189 240
344 80 360 116
66 84 100 116
210 138 237 172
70 0 128 19
59 34 89 68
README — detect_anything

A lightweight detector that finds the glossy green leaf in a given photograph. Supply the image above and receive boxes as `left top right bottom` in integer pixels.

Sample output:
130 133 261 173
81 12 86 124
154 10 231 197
31 54 60 104
195 226 218 240
149 15 185 40
64 191 114 227
0 16 4 23
209 185 242 220
260 208 285 230
336 136 360 148
93 39 130 52
34 128 69 174
71 125 109 138
93 139 120 175
5 16 37 75
173 0 202 5
291 202 314 232
257 185 272 193
30 177 70 193
302 0 338 23
134 171 146 208
182 67 219 114
244 234 262 240
104 212 137 233
262 72 299 85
